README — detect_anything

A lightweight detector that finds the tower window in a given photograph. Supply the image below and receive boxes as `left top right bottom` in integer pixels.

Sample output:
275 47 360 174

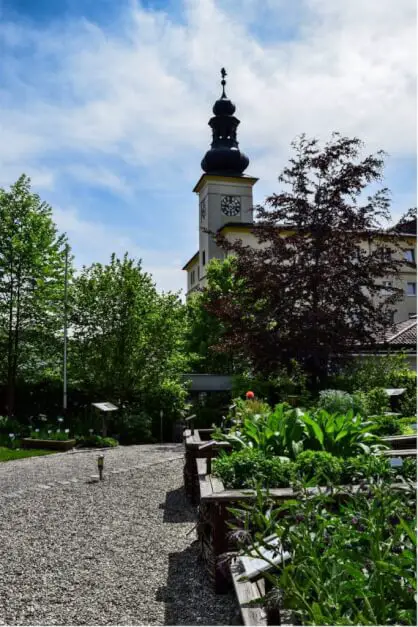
190 270 196 285
406 282 416 296
404 249 415 263
202 250 206 266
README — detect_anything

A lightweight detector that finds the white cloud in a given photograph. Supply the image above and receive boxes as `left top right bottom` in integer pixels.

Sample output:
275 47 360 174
0 0 415 291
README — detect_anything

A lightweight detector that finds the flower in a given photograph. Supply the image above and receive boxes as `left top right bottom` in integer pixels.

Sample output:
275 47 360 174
8 433 15 439
245 391 255 400
57 417 64 423
35 429 39 433
351 517 359 525
89 428 94 434
48 430 51 434
65 428 70 434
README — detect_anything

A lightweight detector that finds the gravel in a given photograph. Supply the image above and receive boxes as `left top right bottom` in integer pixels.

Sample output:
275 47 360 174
0 445 237 625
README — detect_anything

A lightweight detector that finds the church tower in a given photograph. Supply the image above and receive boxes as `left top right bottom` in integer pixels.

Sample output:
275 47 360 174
192 69 258 285
183 69 258 294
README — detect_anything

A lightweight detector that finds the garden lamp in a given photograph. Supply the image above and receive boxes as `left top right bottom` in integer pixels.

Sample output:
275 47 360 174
97 454 104 480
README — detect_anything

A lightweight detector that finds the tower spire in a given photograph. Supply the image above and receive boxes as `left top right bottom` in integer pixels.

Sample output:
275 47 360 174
200 68 249 176
220 67 227 98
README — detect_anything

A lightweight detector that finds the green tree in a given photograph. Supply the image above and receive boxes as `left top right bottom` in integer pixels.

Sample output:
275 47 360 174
185 257 239 374
0 175 69 416
70 254 188 435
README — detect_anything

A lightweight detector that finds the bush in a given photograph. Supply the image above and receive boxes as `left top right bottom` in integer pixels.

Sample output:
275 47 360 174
317 389 367 415
110 408 154 444
372 414 400 436
228 397 271 423
212 448 294 489
232 360 310 406
399 457 417 481
294 450 343 485
340 454 393 483
365 387 390 416
75 435 118 448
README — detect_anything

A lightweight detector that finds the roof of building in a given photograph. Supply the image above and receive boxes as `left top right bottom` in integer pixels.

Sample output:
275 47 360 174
385 316 417 346
182 251 199 271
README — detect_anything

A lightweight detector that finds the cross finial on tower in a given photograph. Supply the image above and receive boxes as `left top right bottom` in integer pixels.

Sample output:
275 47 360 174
220 67 227 98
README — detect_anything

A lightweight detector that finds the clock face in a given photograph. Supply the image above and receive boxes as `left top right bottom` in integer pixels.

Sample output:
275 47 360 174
221 195 241 217
200 199 207 221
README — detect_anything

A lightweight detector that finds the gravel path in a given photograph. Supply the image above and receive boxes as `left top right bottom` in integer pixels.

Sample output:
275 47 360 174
0 445 237 625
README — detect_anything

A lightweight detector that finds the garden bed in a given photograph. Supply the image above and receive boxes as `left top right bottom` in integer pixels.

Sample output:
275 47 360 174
22 438 76 451
183 428 231 504
196 456 414 595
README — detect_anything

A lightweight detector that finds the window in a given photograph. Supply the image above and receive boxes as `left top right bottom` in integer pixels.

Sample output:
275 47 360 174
406 282 416 296
382 280 392 294
190 270 195 285
202 250 206 266
404 249 415 263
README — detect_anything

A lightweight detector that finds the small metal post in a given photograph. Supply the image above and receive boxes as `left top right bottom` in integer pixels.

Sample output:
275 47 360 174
207 455 212 474
97 454 104 481
160 410 163 443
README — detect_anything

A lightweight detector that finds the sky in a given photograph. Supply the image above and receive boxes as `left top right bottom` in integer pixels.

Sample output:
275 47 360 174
0 0 416 295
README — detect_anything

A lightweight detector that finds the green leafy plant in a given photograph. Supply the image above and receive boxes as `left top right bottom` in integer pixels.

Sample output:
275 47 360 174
365 387 390 416
75 435 118 448
231 482 416 626
293 450 343 486
212 449 294 489
372 414 400 436
30 429 72 441
317 389 367 416
214 404 384 459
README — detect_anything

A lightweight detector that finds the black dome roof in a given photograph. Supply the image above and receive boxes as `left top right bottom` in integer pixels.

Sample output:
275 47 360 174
212 97 236 116
201 68 249 176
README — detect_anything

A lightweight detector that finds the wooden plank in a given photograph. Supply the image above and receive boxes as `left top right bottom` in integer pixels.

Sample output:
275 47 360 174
383 448 417 457
210 474 225 493
230 559 267 626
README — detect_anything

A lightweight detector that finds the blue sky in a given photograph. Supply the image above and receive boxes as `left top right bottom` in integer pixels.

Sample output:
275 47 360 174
0 0 416 294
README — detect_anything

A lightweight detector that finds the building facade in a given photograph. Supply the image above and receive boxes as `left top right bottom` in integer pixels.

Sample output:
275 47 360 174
183 70 417 324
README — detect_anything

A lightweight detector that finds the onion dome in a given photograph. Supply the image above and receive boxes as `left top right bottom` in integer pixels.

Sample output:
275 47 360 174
201 68 249 176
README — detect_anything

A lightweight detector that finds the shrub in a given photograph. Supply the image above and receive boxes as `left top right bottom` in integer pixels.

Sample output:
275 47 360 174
317 389 367 415
212 448 294 489
340 454 393 483
399 457 417 481
371 414 400 436
110 408 154 444
75 435 118 448
365 387 390 416
293 450 343 485
232 360 310 406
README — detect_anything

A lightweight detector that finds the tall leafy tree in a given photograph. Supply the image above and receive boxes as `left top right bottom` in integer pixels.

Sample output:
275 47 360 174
70 253 187 405
205 134 407 386
0 175 69 416
185 257 237 374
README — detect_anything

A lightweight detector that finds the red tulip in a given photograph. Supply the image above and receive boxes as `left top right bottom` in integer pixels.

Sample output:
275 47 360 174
245 391 255 400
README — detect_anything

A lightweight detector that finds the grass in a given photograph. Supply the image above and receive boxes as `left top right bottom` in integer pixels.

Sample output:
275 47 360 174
0 447 56 463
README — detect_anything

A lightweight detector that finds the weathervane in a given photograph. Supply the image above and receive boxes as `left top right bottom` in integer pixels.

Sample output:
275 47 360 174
220 67 227 98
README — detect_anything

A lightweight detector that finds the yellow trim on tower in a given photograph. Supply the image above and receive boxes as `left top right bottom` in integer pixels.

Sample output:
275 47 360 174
193 173 259 193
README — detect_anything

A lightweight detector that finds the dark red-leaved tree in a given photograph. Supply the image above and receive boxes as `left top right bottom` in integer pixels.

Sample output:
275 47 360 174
205 134 409 387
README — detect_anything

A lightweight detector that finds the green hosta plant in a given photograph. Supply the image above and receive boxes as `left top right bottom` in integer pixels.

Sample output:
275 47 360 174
214 403 297 456
300 408 384 457
214 404 384 459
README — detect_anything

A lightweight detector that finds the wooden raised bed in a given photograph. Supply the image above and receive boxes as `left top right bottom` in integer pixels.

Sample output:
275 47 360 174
196 455 415 594
382 434 416 451
22 438 76 451
183 428 231 505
